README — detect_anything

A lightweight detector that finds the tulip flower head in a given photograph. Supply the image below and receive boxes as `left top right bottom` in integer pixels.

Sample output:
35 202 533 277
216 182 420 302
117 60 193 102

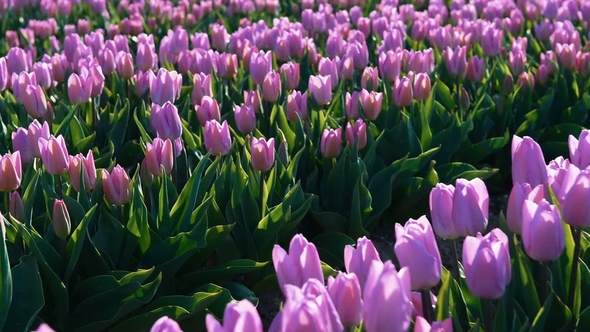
251 137 275 172
206 300 263 332
0 151 22 192
101 165 131 206
272 234 324 293
204 120 232 157
38 135 70 175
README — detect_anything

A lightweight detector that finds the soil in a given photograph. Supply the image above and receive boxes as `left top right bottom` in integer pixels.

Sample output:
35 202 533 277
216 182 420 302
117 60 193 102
255 192 509 330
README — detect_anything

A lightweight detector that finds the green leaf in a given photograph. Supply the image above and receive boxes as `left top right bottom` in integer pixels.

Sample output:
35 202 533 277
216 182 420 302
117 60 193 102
65 204 98 283
128 174 150 254
0 219 13 331
312 232 355 268
512 234 541 318
177 260 268 294
4 256 44 332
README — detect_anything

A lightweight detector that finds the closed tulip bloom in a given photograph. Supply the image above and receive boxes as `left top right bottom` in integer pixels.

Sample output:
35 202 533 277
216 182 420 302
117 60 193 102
568 130 590 169
277 279 343 332
410 291 437 319
206 300 263 332
360 89 383 121
286 91 307 121
344 237 382 293
556 43 576 70
309 75 332 105
452 178 489 236
321 128 342 158
318 57 340 88
345 119 367 150
262 71 281 102
0 57 8 91
361 67 379 91
327 272 363 327
413 73 431 101
463 229 511 299
12 71 37 102
33 62 54 89
244 90 262 113
67 70 93 104
512 135 548 187
27 120 50 159
102 165 131 206
345 91 361 119
150 68 181 106
378 51 402 82
12 128 33 164
9 191 25 223
506 183 544 235
150 316 182 332
272 234 324 293
151 102 182 140
0 151 22 191
393 76 413 107
481 26 503 57
136 42 157 72
191 73 213 106
251 137 275 172
250 50 272 86
69 151 97 192
280 62 300 90
363 261 412 332
116 52 134 79
234 104 256 134
195 96 221 126
443 46 467 78
562 168 590 228
217 53 238 79
467 56 486 82
22 84 48 118
414 317 453 332
52 199 71 239
522 199 565 262
38 135 70 175
429 183 456 238
145 138 174 177
204 120 232 156
394 215 442 290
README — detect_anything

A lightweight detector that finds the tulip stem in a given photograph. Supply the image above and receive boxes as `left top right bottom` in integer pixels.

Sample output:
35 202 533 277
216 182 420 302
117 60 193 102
4 192 10 218
450 239 461 281
57 174 63 199
485 299 495 332
259 171 265 218
540 261 549 303
343 327 354 332
421 289 434 324
568 226 581 310
456 77 462 121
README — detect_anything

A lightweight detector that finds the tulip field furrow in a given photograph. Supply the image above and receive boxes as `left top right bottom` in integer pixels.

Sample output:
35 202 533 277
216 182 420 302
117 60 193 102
2 0 590 331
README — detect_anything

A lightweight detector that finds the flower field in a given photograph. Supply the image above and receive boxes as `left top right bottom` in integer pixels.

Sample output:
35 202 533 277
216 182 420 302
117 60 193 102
2 0 590 331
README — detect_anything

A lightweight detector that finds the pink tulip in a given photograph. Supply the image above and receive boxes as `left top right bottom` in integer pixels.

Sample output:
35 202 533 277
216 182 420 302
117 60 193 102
309 75 332 105
27 120 50 159
467 56 485 82
204 120 232 156
414 317 453 332
9 191 24 223
251 137 275 172
393 76 413 107
116 52 134 79
145 138 174 177
363 261 412 332
206 300 263 332
280 62 300 90
272 234 323 293
343 237 382 293
321 128 342 158
394 215 442 290
361 67 379 91
151 102 182 141
568 130 590 169
11 128 32 164
150 68 181 106
191 73 213 106
262 71 281 102
360 89 383 121
522 199 565 262
443 46 467 78
413 73 432 101
67 69 93 104
234 104 256 134
327 272 363 327
52 199 71 239
195 96 221 126
101 165 131 206
0 151 22 191
38 135 70 175
69 151 97 192
511 135 548 187
562 167 590 228
506 183 544 235
463 228 511 299
150 317 182 332
250 50 272 86
286 91 307 121
345 119 367 150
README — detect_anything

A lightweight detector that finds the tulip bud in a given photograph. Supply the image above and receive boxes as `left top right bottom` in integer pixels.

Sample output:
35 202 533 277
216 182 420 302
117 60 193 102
277 139 289 166
101 165 131 206
151 102 182 141
150 68 181 106
234 104 256 134
511 135 548 187
460 87 470 110
345 119 367 150
145 138 174 177
467 55 486 82
562 167 590 228
521 199 565 262
191 73 213 106
361 67 379 91
251 137 275 172
359 89 383 121
272 234 323 293
463 229 511 299
327 272 363 327
393 76 413 107
345 91 361 119
150 316 183 332
363 262 412 332
309 75 333 105
286 91 307 121
9 191 25 222
69 151 97 192
12 128 33 165
250 50 272 86
116 52 134 79
140 158 154 188
52 199 71 239
321 128 343 158
414 317 453 332
506 183 544 235
443 46 467 78
379 51 401 82
344 237 382 293
206 300 263 332
22 84 48 118
318 57 340 88
38 135 70 175
568 130 590 169
67 69 93 104
280 62 300 90
262 71 281 102
394 215 442 290
195 96 221 127
204 120 232 156
413 73 431 101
